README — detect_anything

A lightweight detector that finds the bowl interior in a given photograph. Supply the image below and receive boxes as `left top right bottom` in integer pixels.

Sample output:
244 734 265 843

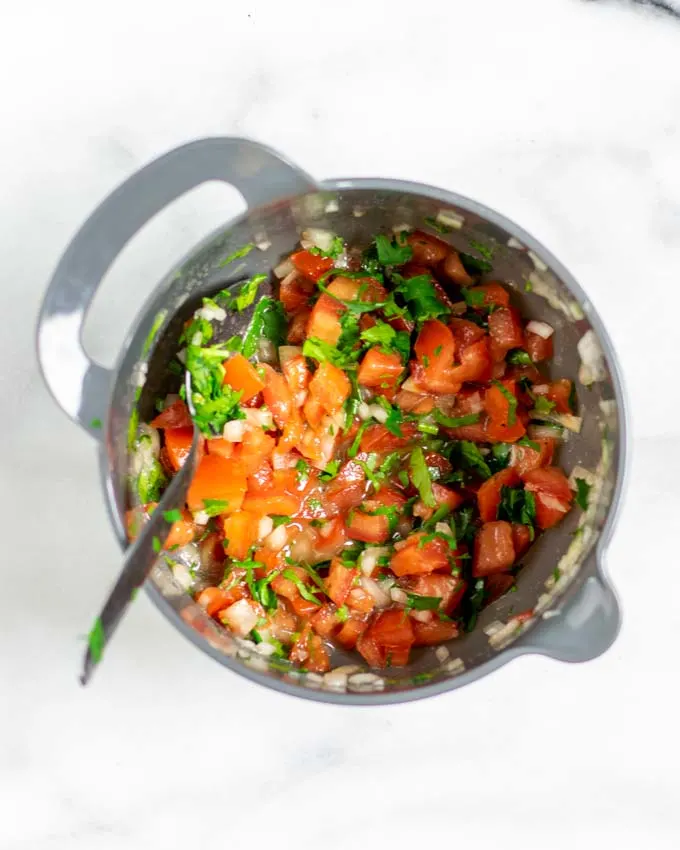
104 182 622 702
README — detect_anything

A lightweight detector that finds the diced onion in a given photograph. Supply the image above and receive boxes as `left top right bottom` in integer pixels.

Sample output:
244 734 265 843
530 411 582 433
533 384 550 395
258 516 274 539
390 587 408 605
221 599 259 637
257 338 277 364
360 576 391 608
435 522 453 536
272 451 297 470
577 330 606 386
302 228 336 253
526 320 554 339
324 199 339 214
436 209 465 230
528 424 566 442
318 521 335 539
359 546 389 577
274 258 294 279
196 304 227 323
534 493 569 514
223 419 247 442
278 345 302 366
528 250 548 272
358 402 372 421
265 525 288 552
411 610 434 623
176 348 187 365
369 404 388 424
193 510 209 525
568 465 597 491
137 423 160 457
244 408 274 430
171 561 194 591
289 531 314 563
294 390 308 408
392 223 412 234
507 236 525 250
435 645 450 662
256 239 271 252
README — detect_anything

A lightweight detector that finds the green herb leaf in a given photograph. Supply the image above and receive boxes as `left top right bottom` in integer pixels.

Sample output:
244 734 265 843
242 296 286 359
320 459 341 481
457 441 492 479
152 536 162 553
309 236 344 258
90 418 102 430
466 578 486 631
575 478 591 511
163 509 182 524
202 499 230 516
534 395 556 416
409 447 436 508
461 287 486 308
517 436 540 451
360 321 397 349
282 569 322 605
87 617 105 664
348 421 370 458
497 486 536 529
271 515 291 527
507 349 533 366
434 410 480 429
424 216 451 234
375 233 413 266
137 458 167 504
405 593 442 611
302 336 359 369
336 605 350 622
392 274 450 323
295 458 310 485
219 243 255 267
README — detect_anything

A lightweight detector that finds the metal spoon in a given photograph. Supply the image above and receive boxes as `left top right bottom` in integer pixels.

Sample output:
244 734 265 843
80 276 265 684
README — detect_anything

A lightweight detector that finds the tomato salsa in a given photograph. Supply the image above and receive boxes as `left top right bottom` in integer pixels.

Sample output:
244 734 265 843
128 228 581 673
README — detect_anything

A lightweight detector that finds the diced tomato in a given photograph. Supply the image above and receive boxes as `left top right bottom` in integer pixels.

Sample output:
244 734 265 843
310 604 342 638
445 421 489 442
546 379 574 414
412 619 460 646
302 395 325 430
473 521 516 576
466 283 511 309
261 364 295 427
359 422 420 453
390 533 451 577
408 574 467 615
346 587 376 614
324 460 368 515
290 624 331 672
287 310 310 344
282 353 311 397
234 426 275 475
477 467 521 522
484 573 516 603
326 558 359 606
279 271 315 314
165 511 196 549
346 509 390 543
485 379 526 443
222 354 265 401
187 455 247 514
306 294 344 344
415 319 455 370
296 426 337 469
511 523 532 557
290 249 335 282
335 615 370 650
309 361 351 414
522 466 573 529
411 361 462 394
415 482 464 520
424 452 452 478
247 460 274 493
441 249 475 286
526 330 554 363
395 389 435 414
450 338 492 384
312 517 347 560
361 609 415 668
197 586 246 617
125 503 155 541
509 437 555 476
222 511 261 560
164 426 195 471
150 400 192 429
488 307 524 362
406 230 449 266
206 437 234 460
358 347 404 390
449 318 486 350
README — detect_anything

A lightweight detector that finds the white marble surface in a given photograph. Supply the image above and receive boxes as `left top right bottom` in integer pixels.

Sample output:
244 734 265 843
2 0 680 847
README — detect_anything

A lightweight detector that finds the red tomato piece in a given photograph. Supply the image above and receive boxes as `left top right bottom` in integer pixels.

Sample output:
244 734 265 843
324 460 368 515
485 379 526 443
261 364 295 427
473 521 516 577
335 615 370 650
522 466 574 529
511 523 533 557
309 361 351 414
222 354 266 401
150 399 192 429
415 319 455 370
165 511 196 549
465 283 510 308
450 338 493 385
197 586 246 617
390 533 451 577
290 249 335 281
441 250 474 286
312 517 347 561
164 426 195 471
547 379 574 414
326 558 359 606
235 427 276 475
526 330 554 363
509 437 555 476
306 293 344 344
346 509 390 544
408 574 467 615
187 455 247 514
310 604 342 638
412 619 460 646
282 353 311 397
484 573 516 603
488 306 524 362
449 318 486 350
358 347 405 389
359 422 420 453
287 310 310 344
477 467 521 522
406 230 449 266
222 510 261 560
279 271 315 314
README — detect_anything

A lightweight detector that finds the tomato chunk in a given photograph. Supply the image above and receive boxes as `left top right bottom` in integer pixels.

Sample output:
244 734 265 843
522 466 573 528
222 354 265 401
488 307 524 362
309 361 351 414
359 609 415 667
412 619 460 646
326 558 359 606
187 455 247 514
477 467 521 523
390 533 451 577
306 294 344 344
509 437 555 476
290 249 334 281
222 510 261 560
485 379 526 443
408 574 467 615
406 230 449 266
346 509 390 544
324 460 368 515
151 400 192 429
526 331 554 363
261 364 295 427
465 283 510 308
279 271 314 314
358 347 404 389
473 521 516 576
164 426 196 471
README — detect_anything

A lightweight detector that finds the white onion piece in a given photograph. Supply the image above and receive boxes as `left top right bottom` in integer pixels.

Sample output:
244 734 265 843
302 228 336 253
526 320 554 339
578 329 606 386
528 424 566 442
244 408 274 431
256 239 271 252
176 348 187 365
435 522 453 536
358 402 371 421
265 525 288 551
390 587 408 605
530 411 582 433
289 531 314 563
392 223 412 234
369 404 388 424
435 645 450 662
324 199 339 213
294 390 308 408
171 561 195 591
223 419 247 442
568 465 597 491
533 384 550 395
411 609 434 623
222 599 259 637
274 258 294 279
258 516 274 540
533 492 569 514
528 250 548 272
196 304 227 322
318 521 335 539
360 577 391 609
256 338 277 364
193 510 209 525
436 209 465 230
137 423 160 457
359 546 389 577
278 345 303 366
272 451 297 470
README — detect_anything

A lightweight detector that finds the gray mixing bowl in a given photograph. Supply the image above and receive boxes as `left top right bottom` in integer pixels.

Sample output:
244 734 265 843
36 137 628 704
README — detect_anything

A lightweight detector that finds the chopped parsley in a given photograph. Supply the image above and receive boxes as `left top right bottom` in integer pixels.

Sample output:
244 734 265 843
163 509 182 524
87 617 105 664
282 569 322 605
574 478 592 511
461 287 486 309
424 216 451 234
90 418 102 430
241 296 286 359
152 536 162 553
456 440 492 479
392 274 450 323
534 395 556 416
218 243 255 267
498 486 536 532
302 336 359 369
375 233 413 266
202 499 230 516
466 578 486 631
309 236 344 258
183 341 244 435
320 459 341 481
433 410 480 429
507 349 532 366
409 447 436 508
271 515 291 527
517 436 540 452
137 458 167 504
405 593 442 611
295 458 310 486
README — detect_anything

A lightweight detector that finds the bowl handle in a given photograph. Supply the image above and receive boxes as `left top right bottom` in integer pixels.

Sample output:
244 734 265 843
36 137 317 439
516 552 621 663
